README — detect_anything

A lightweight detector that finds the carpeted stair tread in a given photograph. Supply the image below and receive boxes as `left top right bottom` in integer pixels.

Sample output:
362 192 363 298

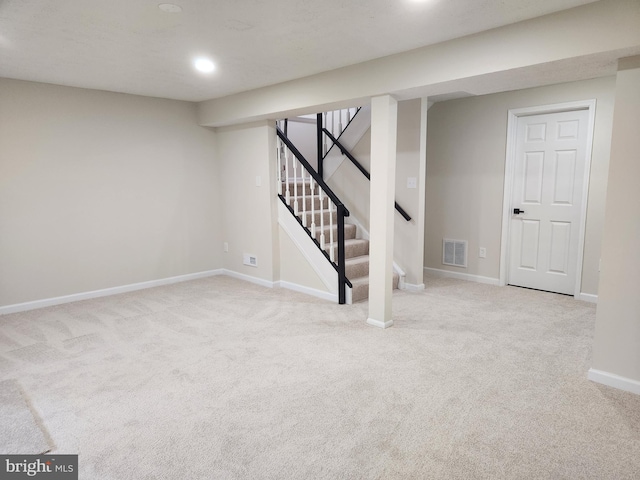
285 182 400 304
301 210 337 225
282 182 314 195
314 223 357 242
324 238 369 259
345 255 370 279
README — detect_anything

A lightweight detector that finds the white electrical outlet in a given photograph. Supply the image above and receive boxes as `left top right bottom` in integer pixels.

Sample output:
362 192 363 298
223 242 229 252
407 177 417 189
479 247 487 258
243 253 258 267
255 176 261 187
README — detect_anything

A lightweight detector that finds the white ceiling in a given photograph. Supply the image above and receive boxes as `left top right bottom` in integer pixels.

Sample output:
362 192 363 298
0 0 600 102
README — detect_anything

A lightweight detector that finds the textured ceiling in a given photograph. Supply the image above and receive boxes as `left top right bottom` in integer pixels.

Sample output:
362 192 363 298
0 0 600 102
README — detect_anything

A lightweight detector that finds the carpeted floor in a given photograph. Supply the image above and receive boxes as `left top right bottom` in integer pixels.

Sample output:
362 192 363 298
0 378 51 454
0 275 639 479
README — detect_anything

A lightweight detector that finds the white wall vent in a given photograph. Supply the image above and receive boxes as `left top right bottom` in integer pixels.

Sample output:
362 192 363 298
442 239 467 268
243 253 258 267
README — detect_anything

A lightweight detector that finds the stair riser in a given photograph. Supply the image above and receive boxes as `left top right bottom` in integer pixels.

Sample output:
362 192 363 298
314 224 356 242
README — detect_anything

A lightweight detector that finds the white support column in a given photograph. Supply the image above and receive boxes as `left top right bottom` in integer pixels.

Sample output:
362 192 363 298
414 98 432 290
367 94 398 329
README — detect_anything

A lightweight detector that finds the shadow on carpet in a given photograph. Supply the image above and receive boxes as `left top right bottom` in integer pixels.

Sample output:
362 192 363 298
0 379 52 454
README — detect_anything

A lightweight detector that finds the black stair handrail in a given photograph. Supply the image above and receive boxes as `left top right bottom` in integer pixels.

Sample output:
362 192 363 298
321 128 412 222
277 127 349 216
276 126 350 304
319 108 362 158
317 108 361 178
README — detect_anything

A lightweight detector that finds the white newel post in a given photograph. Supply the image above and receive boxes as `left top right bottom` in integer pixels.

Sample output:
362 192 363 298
323 112 328 156
276 137 282 196
319 188 325 250
301 168 307 227
292 155 298 215
367 94 398 329
329 200 334 262
310 177 316 237
284 145 291 204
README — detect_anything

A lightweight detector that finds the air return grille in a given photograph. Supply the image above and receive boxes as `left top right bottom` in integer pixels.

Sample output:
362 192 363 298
442 239 467 268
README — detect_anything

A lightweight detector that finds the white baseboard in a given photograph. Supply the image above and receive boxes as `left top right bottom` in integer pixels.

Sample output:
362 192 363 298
578 292 598 303
366 318 394 329
0 269 344 316
221 269 275 289
424 267 500 286
588 369 640 395
403 283 425 292
0 269 224 315
276 281 337 302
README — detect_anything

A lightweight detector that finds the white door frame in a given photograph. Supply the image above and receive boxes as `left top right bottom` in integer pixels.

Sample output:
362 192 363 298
499 100 597 297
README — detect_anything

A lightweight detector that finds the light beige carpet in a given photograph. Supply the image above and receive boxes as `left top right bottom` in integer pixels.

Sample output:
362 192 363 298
0 275 639 479
0 378 51 454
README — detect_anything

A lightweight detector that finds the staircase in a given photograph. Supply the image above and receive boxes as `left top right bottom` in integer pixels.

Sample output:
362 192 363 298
284 180 399 303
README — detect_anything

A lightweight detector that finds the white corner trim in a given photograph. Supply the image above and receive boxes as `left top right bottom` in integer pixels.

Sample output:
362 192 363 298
588 369 640 395
0 269 224 315
578 292 598 303
221 269 275 289
366 317 394 329
424 267 500 286
276 281 337 302
403 283 425 292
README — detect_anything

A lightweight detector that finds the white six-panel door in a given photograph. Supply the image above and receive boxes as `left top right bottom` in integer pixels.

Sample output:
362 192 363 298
508 109 589 295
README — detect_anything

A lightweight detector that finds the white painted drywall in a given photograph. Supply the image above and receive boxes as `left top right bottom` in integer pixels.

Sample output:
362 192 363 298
424 77 615 294
592 57 640 385
284 119 318 171
278 226 330 293
216 121 279 283
0 78 221 307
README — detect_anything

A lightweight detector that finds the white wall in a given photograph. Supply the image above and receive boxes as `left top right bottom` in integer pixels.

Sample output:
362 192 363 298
284 119 318 171
591 57 640 387
278 226 328 293
424 77 615 295
216 121 280 283
0 78 221 307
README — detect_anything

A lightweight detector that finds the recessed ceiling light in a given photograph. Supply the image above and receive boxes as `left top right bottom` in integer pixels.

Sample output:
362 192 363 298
194 58 215 73
158 3 182 13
